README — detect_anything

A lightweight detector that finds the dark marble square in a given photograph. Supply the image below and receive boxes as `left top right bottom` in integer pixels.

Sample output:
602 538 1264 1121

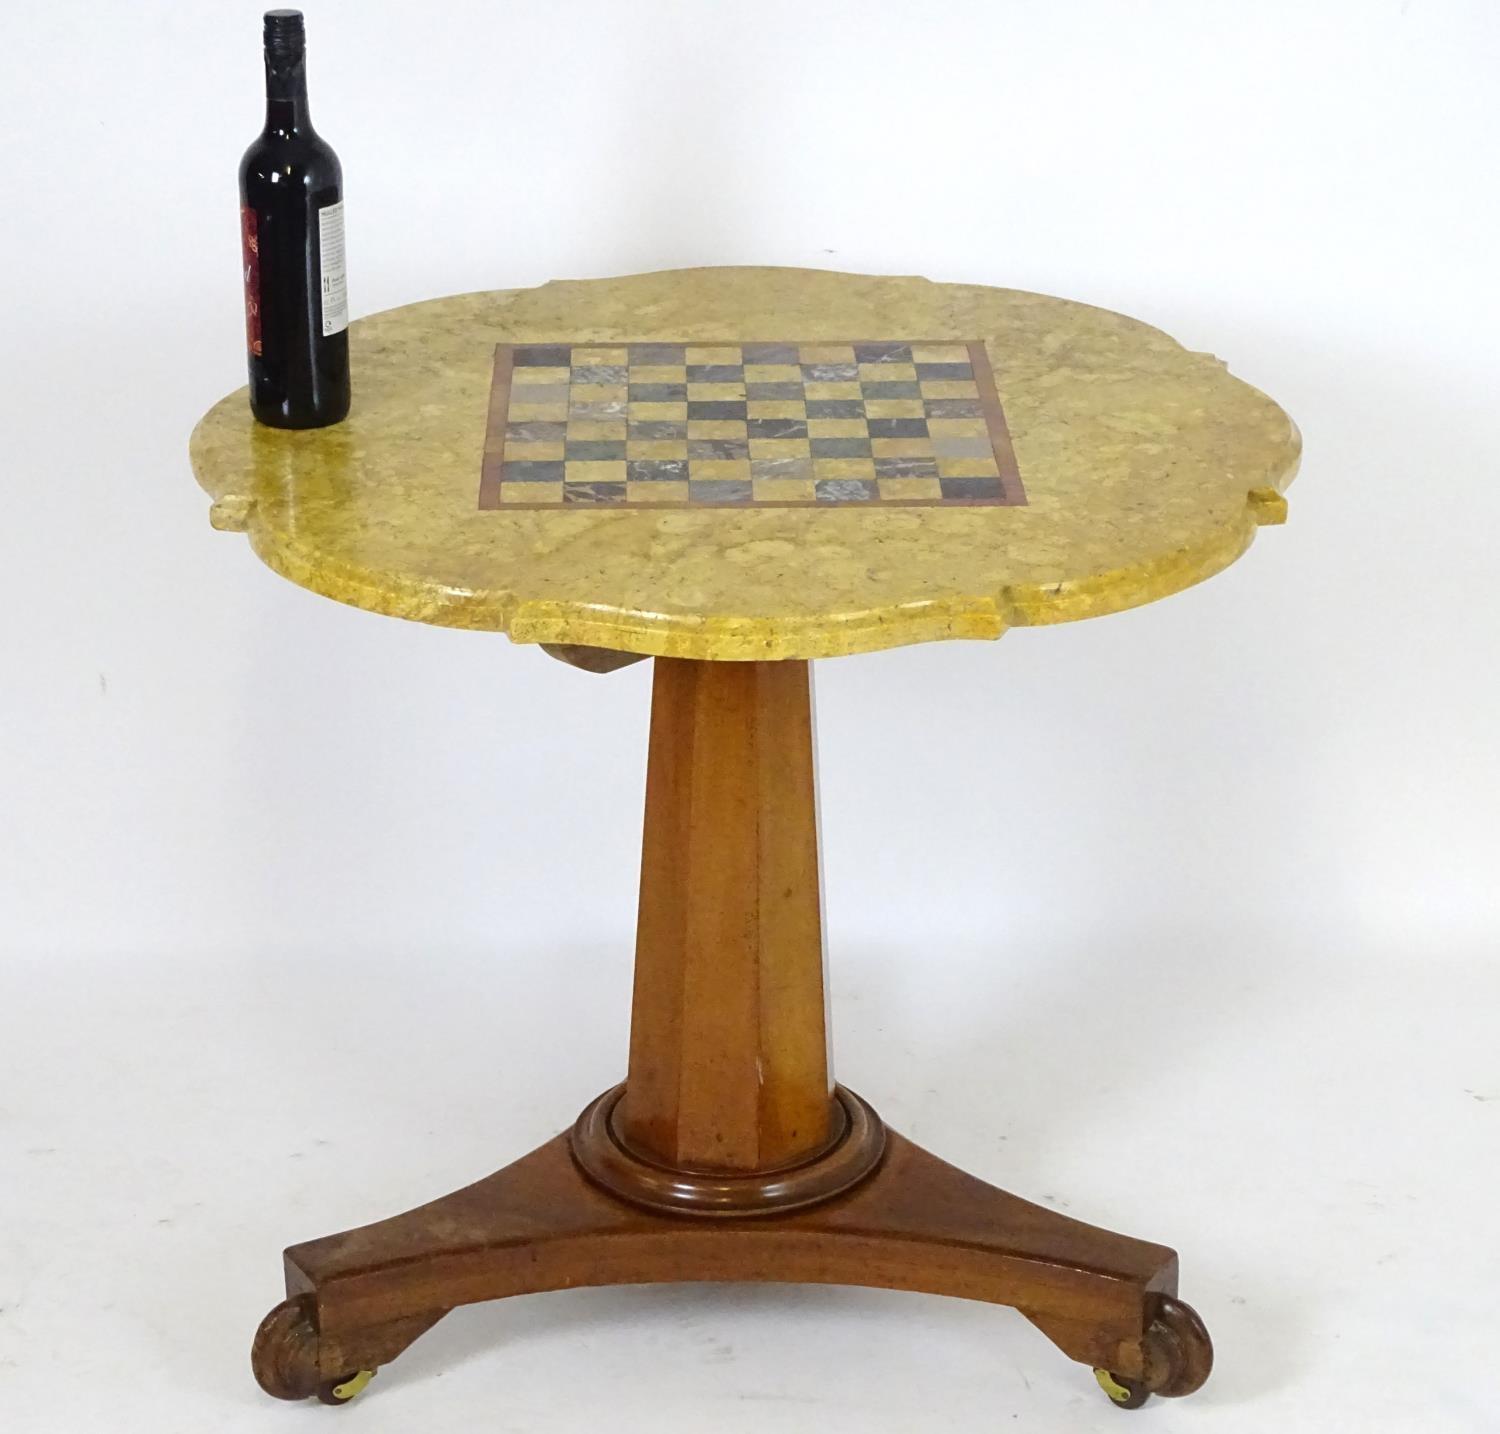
811 436 872 458
939 475 1004 501
746 382 805 401
815 477 879 504
513 345 571 367
629 383 687 403
505 420 567 443
805 399 865 420
688 400 748 420
628 420 688 440
867 417 929 439
861 381 921 400
627 459 688 482
689 478 752 504
853 343 913 364
568 399 627 419
501 460 565 482
923 397 983 418
565 439 627 461
563 481 627 504
689 438 750 460
802 363 859 382
747 417 809 440
571 364 628 384
629 343 685 365
875 455 940 479
741 343 799 364
915 362 974 381
686 364 744 383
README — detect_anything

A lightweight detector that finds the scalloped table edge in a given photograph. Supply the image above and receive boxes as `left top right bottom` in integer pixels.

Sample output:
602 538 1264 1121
196 475 1296 664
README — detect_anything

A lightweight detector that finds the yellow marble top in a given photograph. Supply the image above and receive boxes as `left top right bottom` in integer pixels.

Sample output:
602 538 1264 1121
189 267 1300 660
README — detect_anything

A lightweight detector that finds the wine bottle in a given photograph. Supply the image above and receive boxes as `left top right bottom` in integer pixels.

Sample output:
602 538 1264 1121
239 9 350 428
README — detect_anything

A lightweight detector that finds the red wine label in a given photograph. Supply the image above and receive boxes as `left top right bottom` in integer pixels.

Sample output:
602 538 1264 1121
240 204 262 357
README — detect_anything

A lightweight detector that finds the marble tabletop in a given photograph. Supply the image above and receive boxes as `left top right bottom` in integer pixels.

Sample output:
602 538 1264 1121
189 267 1300 661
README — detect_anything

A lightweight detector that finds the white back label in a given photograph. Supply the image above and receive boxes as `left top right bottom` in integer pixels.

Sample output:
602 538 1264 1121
318 201 348 337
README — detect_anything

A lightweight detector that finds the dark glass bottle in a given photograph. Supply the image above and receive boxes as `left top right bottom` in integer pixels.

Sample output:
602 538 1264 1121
239 10 350 428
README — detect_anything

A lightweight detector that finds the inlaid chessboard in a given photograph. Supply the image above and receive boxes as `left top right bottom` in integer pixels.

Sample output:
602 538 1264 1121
478 341 1025 509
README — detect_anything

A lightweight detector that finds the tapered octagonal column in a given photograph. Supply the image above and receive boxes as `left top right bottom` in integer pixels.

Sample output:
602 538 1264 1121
615 658 837 1173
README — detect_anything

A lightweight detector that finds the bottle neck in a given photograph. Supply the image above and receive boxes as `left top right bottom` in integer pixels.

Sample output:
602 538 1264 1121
263 52 313 136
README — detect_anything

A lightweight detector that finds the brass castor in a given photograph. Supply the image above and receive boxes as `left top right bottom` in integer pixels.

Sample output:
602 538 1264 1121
318 1370 376 1405
1094 1296 1213 1410
1095 1369 1151 1409
251 1296 376 1405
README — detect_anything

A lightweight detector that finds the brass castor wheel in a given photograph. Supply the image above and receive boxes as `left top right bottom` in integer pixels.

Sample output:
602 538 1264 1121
252 1296 376 1405
1094 1296 1213 1410
318 1370 376 1405
1094 1369 1151 1409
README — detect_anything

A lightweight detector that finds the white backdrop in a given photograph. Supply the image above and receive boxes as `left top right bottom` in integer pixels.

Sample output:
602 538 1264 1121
2 3 1497 1432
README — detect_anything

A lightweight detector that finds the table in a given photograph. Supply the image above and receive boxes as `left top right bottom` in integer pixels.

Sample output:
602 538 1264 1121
190 267 1300 1411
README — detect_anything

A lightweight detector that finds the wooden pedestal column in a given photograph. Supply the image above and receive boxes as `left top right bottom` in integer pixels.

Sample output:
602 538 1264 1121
572 658 884 1214
623 658 833 1169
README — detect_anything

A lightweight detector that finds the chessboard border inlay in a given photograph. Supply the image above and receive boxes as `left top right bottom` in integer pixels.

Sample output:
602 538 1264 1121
477 339 1026 511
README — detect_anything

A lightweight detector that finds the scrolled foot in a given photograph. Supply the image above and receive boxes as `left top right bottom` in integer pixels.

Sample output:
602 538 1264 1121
252 1293 433 1404
1141 1296 1213 1398
251 1297 323 1402
1095 1296 1213 1409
